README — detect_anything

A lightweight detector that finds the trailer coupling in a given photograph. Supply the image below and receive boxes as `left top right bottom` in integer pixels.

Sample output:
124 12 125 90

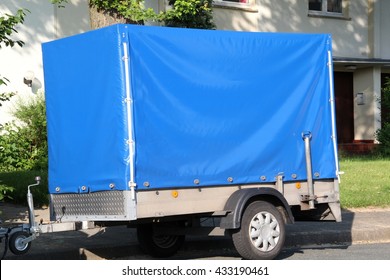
1 177 93 259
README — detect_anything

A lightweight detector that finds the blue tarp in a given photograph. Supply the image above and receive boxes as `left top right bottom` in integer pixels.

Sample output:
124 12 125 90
42 24 338 194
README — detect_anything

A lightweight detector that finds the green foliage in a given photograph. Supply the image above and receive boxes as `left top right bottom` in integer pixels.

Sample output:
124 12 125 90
0 8 29 201
162 0 215 29
0 184 14 201
376 78 390 156
377 123 390 156
0 76 16 107
0 94 48 172
0 170 48 206
0 8 28 105
50 0 69 8
0 8 28 49
89 0 215 28
90 0 157 24
0 90 16 107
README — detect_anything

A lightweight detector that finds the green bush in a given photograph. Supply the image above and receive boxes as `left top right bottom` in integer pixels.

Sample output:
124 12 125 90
377 123 390 156
377 78 390 156
90 0 158 24
89 0 215 29
0 170 48 206
163 0 215 29
0 93 47 172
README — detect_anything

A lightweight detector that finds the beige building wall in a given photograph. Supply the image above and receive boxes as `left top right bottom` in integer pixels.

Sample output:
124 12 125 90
353 67 382 141
214 0 371 59
379 0 390 59
0 0 90 124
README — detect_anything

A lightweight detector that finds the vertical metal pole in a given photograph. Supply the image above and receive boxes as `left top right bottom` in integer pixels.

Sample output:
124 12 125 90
327 50 340 182
122 41 136 198
27 177 41 231
302 132 315 209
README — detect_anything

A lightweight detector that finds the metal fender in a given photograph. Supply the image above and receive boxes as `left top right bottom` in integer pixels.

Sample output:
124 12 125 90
220 188 294 229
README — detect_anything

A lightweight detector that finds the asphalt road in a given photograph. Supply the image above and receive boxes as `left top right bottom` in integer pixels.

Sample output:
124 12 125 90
107 240 390 260
277 242 390 260
2 203 390 261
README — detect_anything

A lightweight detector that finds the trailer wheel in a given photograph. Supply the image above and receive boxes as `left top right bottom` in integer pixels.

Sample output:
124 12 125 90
231 201 285 260
137 224 185 258
9 231 31 255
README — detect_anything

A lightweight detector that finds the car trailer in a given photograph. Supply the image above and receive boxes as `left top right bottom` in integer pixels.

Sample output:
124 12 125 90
1 25 343 260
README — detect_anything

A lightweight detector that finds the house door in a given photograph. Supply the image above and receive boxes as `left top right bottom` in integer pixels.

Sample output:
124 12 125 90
334 72 354 143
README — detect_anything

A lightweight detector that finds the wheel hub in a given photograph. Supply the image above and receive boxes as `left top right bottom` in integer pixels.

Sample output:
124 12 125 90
249 211 280 252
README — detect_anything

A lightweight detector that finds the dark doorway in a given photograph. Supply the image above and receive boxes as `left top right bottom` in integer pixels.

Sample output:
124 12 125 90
334 72 354 143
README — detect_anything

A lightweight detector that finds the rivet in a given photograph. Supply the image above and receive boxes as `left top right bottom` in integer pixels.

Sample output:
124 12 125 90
109 183 115 189
291 174 297 179
194 179 200 185
143 182 150 187
55 187 60 192
260 176 266 181
314 172 320 178
227 177 234 183
81 186 87 191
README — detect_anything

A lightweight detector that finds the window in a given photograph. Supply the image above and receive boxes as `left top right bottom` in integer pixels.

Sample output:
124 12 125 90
309 0 343 14
221 0 249 3
218 0 249 4
308 0 349 19
213 0 257 12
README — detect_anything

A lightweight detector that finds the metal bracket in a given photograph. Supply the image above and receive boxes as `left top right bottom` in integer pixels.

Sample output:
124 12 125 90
276 173 284 194
300 194 317 202
302 131 316 210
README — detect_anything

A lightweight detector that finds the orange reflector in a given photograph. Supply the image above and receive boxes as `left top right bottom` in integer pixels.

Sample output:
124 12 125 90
296 182 301 189
171 190 179 198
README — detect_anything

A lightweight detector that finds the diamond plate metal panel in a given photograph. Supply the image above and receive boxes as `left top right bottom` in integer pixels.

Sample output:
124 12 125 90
50 191 135 221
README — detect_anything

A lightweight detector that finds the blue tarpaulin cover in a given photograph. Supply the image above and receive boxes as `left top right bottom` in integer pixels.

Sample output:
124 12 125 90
42 24 338 194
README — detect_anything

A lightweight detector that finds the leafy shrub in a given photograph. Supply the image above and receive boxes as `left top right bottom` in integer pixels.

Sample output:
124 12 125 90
0 170 49 206
376 77 390 156
89 0 215 29
163 0 215 29
90 0 157 24
377 122 390 156
0 93 47 172
0 184 14 201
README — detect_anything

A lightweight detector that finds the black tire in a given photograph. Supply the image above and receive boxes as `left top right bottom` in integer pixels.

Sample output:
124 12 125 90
9 231 31 255
137 224 185 258
231 201 285 260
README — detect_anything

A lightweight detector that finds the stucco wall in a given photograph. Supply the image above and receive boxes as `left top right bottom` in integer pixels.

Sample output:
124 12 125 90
213 0 372 59
0 0 90 124
353 67 382 141
380 0 390 59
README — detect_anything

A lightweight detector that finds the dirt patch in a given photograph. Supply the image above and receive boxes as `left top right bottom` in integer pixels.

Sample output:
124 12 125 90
0 202 49 226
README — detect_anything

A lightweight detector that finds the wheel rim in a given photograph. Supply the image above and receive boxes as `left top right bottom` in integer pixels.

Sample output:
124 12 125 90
249 211 280 252
14 235 29 252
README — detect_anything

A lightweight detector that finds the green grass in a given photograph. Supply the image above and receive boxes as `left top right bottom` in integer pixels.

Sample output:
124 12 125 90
339 155 390 209
0 170 48 206
1 156 390 209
